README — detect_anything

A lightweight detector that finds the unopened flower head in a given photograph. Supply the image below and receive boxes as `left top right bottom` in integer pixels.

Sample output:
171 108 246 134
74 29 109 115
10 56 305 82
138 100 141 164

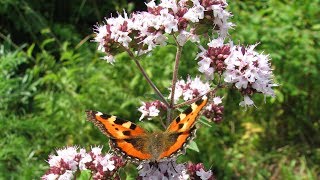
197 38 231 79
204 96 224 123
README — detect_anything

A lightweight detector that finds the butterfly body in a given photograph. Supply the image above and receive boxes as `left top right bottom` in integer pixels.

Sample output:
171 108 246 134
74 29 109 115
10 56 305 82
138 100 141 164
86 96 207 163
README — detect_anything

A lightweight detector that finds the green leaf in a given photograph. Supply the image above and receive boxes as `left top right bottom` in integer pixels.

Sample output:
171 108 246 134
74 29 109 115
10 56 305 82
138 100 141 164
198 116 212 127
78 170 91 180
40 38 55 49
187 141 199 152
27 43 35 58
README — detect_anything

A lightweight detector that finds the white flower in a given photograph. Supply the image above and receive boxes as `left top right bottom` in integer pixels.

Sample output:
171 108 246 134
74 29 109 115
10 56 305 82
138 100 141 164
197 57 215 79
183 0 205 23
138 102 161 120
101 154 115 171
170 76 210 102
239 95 255 108
207 38 224 48
138 160 188 180
106 12 133 47
223 44 276 106
178 170 190 180
159 0 178 13
159 9 178 33
91 146 102 156
176 30 200 46
102 55 116 64
58 170 74 180
196 168 213 180
145 0 156 8
42 174 59 180
213 96 222 105
47 147 79 172
78 153 92 170
93 25 108 52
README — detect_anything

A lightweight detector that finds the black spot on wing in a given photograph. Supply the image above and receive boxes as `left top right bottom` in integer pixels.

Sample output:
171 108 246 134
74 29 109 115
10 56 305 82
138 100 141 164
168 132 183 142
123 138 145 152
123 130 131 136
183 107 193 115
195 98 204 105
114 117 128 125
130 123 137 130
101 114 112 119
124 138 138 144
175 116 181 123
178 124 184 130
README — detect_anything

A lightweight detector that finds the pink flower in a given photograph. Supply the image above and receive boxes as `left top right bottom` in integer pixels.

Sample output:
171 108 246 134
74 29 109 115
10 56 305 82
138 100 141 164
138 100 167 120
196 38 231 79
196 168 213 180
186 162 215 180
170 76 210 102
138 159 189 180
42 147 81 180
223 44 277 106
203 96 224 123
239 95 255 108
93 0 234 61
183 0 205 23
43 146 124 180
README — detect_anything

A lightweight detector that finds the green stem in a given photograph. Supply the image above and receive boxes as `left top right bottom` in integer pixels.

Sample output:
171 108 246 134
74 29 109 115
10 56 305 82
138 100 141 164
167 43 183 125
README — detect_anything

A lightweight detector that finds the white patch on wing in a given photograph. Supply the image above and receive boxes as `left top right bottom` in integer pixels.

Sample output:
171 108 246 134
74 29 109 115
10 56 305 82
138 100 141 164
179 113 186 120
96 111 103 116
122 122 132 129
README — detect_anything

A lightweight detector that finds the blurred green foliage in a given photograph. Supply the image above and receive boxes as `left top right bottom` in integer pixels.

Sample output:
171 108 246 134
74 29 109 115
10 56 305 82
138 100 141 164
0 0 319 179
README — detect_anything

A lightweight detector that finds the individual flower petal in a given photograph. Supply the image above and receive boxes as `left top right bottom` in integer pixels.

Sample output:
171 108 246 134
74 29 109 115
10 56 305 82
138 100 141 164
239 95 255 108
196 168 213 180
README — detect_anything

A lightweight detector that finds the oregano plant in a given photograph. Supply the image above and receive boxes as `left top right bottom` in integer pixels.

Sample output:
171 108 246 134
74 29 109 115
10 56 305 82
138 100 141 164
42 0 276 179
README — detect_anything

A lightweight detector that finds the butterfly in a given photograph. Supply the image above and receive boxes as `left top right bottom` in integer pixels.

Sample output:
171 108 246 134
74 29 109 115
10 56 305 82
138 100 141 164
85 96 208 163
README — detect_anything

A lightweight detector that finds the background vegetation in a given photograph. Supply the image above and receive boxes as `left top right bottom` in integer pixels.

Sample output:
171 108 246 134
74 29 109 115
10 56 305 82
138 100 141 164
0 0 319 179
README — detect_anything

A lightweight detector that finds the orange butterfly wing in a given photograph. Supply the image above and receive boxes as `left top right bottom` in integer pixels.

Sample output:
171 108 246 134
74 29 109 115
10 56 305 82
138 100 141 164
159 96 208 159
86 110 152 161
86 96 208 162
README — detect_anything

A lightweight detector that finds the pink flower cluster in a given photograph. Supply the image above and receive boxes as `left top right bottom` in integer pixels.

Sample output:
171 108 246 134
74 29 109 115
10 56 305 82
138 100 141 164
223 44 276 107
197 38 276 107
170 76 210 102
94 0 233 63
138 76 210 120
203 96 224 123
186 162 214 180
42 146 124 180
197 38 231 79
138 160 214 180
138 100 167 120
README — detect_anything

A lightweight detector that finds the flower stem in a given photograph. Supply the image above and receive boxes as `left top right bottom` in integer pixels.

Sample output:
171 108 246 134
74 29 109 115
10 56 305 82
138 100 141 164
167 42 183 125
125 48 170 108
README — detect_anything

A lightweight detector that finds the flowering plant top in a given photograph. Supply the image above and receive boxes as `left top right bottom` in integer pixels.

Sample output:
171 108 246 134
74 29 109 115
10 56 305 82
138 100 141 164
43 0 277 179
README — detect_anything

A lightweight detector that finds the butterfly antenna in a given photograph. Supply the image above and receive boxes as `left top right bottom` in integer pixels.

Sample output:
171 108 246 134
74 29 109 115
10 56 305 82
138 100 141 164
171 160 178 173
